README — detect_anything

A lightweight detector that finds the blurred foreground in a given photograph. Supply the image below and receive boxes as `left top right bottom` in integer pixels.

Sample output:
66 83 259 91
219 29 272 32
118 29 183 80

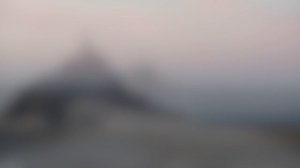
1 109 300 168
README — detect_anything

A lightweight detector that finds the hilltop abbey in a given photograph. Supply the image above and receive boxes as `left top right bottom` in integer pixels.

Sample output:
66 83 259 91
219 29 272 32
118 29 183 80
4 38 149 134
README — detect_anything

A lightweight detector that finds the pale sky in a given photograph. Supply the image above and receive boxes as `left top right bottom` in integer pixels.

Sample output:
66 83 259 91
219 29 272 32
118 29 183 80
0 0 300 89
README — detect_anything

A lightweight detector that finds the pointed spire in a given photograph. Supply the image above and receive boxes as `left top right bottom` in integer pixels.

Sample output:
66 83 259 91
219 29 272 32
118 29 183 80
57 33 114 88
78 33 97 61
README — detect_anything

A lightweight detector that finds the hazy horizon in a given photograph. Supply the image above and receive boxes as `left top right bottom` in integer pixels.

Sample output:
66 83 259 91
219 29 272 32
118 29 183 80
1 0 300 119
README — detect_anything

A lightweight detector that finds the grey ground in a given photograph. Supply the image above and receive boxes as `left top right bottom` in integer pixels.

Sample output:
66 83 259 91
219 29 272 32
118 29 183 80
0 111 299 168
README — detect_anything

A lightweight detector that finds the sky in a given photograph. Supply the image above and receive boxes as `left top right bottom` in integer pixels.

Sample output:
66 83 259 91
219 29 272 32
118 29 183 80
0 0 300 117
1 0 299 84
